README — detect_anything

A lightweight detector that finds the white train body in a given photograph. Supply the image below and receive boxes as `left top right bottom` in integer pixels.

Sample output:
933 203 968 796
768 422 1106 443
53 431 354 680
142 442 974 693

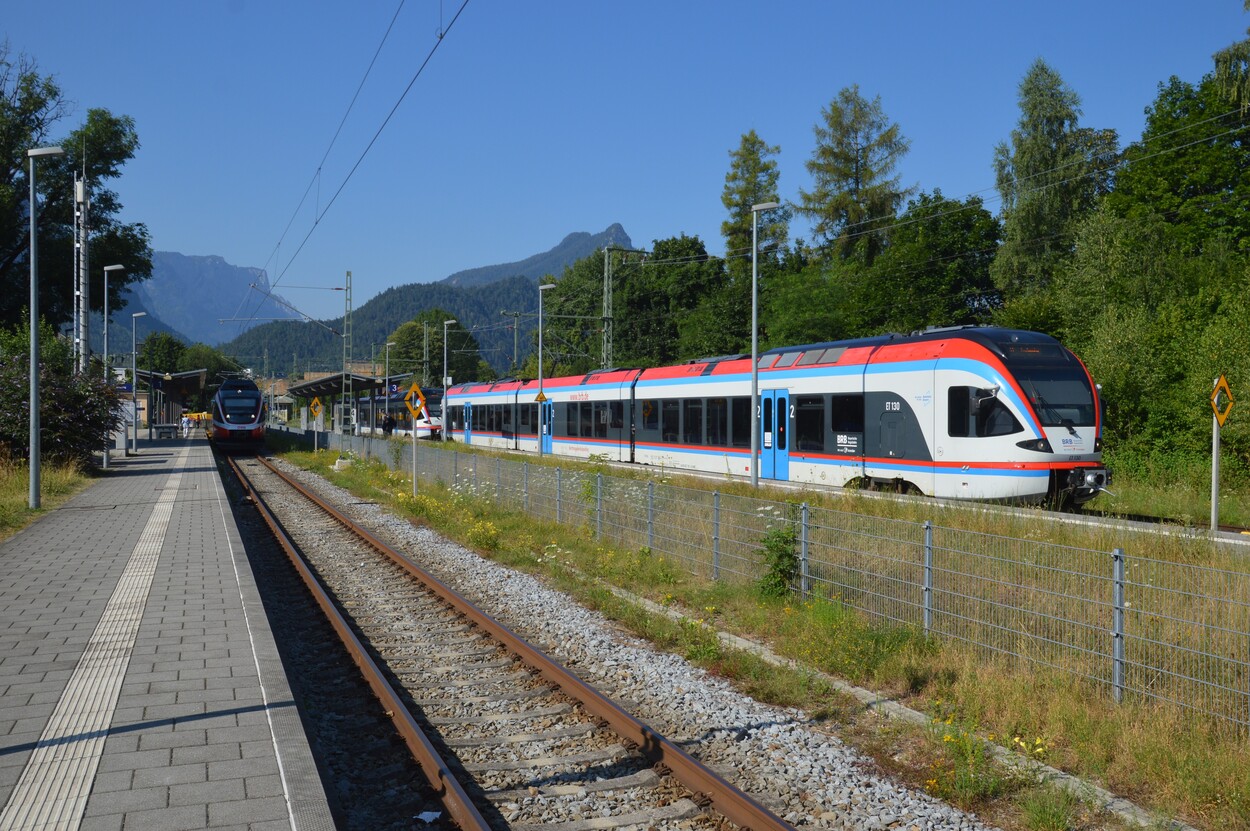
445 327 1108 506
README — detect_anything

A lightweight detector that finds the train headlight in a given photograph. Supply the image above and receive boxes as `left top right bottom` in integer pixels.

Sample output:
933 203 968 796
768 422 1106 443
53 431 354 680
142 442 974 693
1015 437 1052 453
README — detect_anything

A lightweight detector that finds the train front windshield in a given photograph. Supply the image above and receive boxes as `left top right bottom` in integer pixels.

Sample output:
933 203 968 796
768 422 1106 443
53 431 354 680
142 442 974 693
1013 367 1097 427
220 395 261 423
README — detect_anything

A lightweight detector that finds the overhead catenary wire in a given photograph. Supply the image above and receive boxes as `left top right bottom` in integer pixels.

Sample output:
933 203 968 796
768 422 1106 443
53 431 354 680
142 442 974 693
235 0 470 334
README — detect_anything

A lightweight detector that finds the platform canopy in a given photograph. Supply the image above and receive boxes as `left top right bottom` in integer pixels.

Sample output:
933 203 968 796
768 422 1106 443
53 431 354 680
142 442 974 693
286 372 379 401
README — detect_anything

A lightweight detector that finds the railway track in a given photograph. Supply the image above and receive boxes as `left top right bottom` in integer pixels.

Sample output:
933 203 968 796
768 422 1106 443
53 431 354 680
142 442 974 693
227 454 794 831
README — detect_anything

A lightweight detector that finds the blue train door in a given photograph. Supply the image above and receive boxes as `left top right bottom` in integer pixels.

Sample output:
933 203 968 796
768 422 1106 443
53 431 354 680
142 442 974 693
540 398 554 455
760 389 791 481
760 389 790 479
461 402 472 444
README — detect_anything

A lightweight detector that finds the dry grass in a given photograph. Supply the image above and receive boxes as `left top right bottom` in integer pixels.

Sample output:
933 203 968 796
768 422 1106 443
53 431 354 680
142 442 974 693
0 454 95 543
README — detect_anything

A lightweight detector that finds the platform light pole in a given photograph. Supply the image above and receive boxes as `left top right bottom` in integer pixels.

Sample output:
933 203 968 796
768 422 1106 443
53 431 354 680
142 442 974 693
749 201 779 488
101 265 124 469
131 312 146 453
27 145 65 508
385 341 396 423
442 320 455 441
537 283 556 459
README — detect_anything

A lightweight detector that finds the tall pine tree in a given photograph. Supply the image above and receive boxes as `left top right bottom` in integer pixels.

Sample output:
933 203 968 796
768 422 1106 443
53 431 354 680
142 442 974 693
797 85 911 265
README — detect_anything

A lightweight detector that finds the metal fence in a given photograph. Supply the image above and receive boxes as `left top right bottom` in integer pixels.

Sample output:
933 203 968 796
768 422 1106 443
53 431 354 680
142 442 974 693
290 428 1250 729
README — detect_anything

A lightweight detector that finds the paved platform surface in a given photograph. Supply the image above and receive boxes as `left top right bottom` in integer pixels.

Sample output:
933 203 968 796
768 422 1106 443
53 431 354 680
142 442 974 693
0 439 334 831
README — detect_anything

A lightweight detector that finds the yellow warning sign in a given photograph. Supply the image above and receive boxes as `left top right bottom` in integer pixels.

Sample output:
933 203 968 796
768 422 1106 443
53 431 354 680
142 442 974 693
535 391 547 403
1212 375 1234 427
310 397 323 418
404 384 427 418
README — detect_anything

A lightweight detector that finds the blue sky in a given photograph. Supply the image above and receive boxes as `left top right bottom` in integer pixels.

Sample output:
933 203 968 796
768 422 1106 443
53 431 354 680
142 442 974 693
7 1 1247 325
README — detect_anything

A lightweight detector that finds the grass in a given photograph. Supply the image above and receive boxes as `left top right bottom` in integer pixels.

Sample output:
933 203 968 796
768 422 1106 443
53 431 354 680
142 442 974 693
0 454 96 543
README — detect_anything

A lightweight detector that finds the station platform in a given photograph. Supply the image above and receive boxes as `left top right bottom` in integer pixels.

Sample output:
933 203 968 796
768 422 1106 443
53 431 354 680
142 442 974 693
0 439 334 831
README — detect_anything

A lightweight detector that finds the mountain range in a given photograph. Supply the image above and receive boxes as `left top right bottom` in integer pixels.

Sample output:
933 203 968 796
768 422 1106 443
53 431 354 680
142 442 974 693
205 223 632 375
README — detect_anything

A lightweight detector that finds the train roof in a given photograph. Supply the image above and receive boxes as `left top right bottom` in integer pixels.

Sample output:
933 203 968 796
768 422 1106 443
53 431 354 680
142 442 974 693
217 378 259 393
760 326 1069 363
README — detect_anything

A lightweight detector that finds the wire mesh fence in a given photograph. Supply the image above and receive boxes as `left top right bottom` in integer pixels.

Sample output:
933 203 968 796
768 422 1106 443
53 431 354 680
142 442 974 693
293 428 1250 729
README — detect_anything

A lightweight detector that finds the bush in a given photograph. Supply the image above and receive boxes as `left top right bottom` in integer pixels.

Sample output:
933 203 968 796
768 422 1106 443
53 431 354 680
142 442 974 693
0 321 123 470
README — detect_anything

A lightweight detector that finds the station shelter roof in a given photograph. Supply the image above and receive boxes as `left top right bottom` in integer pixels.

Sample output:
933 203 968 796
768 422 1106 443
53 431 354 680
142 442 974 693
286 372 380 401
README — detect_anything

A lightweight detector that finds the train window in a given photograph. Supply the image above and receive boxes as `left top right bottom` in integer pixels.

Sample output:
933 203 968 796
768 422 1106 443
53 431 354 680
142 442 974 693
773 352 800 368
797 350 824 366
640 399 659 432
830 394 864 432
1013 367 1097 426
580 402 593 437
683 399 703 444
661 400 680 443
775 395 787 450
707 398 727 446
795 396 824 452
593 402 608 438
730 397 750 447
820 347 846 364
949 387 1022 437
502 405 513 436
565 403 578 437
520 403 534 435
609 400 624 430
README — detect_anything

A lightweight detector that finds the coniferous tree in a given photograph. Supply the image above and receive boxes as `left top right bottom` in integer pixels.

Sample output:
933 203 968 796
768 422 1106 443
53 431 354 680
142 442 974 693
712 131 790 357
797 85 912 265
991 59 1116 301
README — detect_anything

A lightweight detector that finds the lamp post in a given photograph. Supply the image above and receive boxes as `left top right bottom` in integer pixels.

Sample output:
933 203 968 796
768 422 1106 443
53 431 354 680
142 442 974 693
27 146 65 509
131 312 146 453
537 283 556 459
385 341 396 423
749 201 779 488
442 320 456 441
101 265 124 469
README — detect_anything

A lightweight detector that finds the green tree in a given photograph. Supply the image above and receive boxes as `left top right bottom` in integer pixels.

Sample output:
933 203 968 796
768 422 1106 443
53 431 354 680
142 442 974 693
713 130 790 356
388 309 484 388
614 235 723 367
1105 74 1250 254
0 316 121 468
797 85 912 265
534 254 610 377
0 47 151 330
139 331 185 377
1213 0 1250 107
859 190 1002 333
991 59 1117 302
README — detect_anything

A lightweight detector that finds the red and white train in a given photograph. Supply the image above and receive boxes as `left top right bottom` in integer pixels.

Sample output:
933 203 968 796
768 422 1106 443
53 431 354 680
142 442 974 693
444 327 1110 506
209 377 267 447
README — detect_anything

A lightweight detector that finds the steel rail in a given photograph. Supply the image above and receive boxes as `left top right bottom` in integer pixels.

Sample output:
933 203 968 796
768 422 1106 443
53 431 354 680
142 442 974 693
227 456 492 831
251 454 795 831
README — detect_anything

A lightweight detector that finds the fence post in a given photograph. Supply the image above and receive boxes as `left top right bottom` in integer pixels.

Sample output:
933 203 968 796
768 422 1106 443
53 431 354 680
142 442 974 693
453 452 458 488
647 482 655 550
923 520 933 633
800 502 810 600
473 457 478 494
523 462 529 512
1113 547 1126 704
596 473 603 540
556 468 562 524
712 491 720 581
